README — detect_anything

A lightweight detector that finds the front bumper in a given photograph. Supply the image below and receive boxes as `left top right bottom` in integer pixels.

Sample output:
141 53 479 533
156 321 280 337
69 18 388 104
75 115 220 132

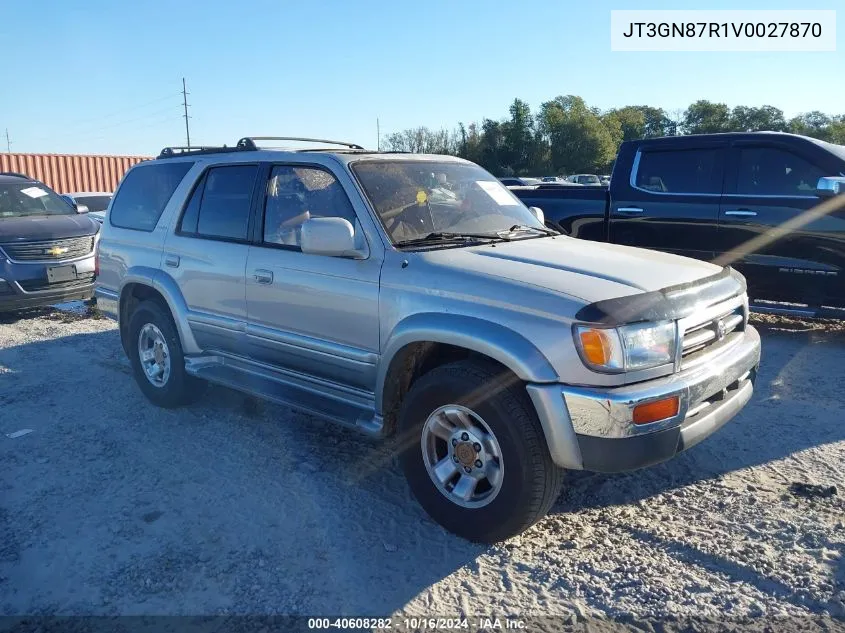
0 255 96 312
527 325 761 472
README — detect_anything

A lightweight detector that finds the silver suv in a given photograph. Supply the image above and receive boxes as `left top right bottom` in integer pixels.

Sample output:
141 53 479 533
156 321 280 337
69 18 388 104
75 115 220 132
95 137 761 543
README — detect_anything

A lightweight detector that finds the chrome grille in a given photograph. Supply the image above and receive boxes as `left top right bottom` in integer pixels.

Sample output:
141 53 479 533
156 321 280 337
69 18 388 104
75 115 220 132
0 236 95 261
679 298 746 369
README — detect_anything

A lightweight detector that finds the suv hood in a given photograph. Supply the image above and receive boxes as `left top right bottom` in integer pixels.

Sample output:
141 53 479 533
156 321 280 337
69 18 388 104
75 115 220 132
423 236 725 306
0 214 99 242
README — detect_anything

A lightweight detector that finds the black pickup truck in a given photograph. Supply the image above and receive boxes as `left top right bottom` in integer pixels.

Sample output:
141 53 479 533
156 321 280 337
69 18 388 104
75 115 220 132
512 132 845 310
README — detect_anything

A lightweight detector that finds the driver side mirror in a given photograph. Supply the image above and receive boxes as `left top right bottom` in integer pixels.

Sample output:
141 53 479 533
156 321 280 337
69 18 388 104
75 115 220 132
60 194 89 214
816 176 845 197
528 206 545 224
301 217 367 259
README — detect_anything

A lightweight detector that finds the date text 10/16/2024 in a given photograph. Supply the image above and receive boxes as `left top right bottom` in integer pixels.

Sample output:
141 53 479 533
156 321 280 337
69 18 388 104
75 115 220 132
308 617 527 630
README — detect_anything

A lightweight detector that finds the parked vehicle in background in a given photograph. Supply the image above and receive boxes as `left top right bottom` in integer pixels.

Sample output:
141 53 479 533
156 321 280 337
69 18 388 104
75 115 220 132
96 136 760 543
63 192 112 223
60 195 89 214
0 173 99 311
512 132 845 311
541 176 561 182
535 180 583 187
600 175 611 186
499 176 542 186
565 174 602 186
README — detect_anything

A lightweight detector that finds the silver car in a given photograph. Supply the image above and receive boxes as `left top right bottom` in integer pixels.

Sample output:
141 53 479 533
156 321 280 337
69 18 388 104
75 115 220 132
63 191 113 223
95 137 761 543
565 174 602 186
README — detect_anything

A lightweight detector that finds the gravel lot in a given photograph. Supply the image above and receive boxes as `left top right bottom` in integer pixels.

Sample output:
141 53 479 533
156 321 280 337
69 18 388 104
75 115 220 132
1 305 843 628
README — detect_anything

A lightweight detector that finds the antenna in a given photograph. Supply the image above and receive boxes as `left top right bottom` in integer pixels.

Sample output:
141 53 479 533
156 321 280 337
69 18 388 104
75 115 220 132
182 78 191 149
4 128 10 153
377 118 380 151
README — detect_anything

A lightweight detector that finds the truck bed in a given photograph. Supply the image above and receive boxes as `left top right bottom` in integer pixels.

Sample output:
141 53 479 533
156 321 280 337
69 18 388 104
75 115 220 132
510 185 609 241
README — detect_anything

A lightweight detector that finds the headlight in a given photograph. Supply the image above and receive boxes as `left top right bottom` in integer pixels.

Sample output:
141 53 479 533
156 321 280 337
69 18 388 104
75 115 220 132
574 321 676 373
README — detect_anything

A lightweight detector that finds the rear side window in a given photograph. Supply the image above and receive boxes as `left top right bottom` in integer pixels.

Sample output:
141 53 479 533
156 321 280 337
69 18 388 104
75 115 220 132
635 148 721 194
736 147 825 196
110 162 193 231
178 164 258 241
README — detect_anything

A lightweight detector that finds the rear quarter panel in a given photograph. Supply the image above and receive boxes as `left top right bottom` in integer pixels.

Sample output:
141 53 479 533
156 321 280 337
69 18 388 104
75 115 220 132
96 160 204 321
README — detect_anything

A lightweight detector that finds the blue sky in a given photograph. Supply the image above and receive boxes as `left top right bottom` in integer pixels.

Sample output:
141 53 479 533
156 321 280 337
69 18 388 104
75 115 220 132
0 0 841 156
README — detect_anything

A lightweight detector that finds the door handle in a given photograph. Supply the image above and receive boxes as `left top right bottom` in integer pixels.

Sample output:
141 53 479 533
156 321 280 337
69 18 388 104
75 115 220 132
253 269 273 284
616 207 644 214
164 254 180 268
724 210 758 217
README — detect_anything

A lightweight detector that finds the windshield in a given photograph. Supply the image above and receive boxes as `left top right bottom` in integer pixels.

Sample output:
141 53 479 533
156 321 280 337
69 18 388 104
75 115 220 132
579 175 601 185
352 161 546 244
0 183 76 218
74 195 112 212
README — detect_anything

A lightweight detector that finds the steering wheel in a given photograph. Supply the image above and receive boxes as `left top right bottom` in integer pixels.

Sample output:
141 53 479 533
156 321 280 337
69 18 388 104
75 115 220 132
382 201 435 237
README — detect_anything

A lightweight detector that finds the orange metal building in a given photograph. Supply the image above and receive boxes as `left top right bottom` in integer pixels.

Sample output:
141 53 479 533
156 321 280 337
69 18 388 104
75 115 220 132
1 153 151 194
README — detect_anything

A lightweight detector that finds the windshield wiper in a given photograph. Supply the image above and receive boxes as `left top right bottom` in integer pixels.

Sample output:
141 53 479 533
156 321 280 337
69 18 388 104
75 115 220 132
504 224 559 236
394 231 507 248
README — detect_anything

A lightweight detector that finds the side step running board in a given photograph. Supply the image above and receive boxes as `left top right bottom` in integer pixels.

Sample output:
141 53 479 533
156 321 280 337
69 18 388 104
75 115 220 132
185 355 385 437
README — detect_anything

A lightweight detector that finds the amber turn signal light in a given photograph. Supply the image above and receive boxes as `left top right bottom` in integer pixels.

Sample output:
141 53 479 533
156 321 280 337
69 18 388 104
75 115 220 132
579 329 612 366
632 396 680 425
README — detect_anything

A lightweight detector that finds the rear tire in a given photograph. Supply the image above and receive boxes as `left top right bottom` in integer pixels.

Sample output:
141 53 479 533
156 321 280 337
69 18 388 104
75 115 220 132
398 359 564 543
127 300 206 408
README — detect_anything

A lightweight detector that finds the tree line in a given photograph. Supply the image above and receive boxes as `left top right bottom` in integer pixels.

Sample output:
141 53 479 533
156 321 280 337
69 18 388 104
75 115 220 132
380 97 845 177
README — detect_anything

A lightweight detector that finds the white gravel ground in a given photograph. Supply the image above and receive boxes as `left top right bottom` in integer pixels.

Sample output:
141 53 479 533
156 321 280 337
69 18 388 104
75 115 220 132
1 305 843 630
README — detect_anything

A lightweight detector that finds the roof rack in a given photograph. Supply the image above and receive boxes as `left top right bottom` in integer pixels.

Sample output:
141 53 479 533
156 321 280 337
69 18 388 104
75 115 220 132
236 137 365 150
157 145 245 159
0 171 31 179
157 136 367 160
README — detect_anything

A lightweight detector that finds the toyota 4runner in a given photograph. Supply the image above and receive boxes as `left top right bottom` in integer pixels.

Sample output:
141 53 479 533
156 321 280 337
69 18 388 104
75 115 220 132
95 137 761 543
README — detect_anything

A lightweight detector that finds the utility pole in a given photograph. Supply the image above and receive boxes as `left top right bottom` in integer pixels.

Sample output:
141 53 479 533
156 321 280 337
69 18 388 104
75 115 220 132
376 118 380 151
4 128 10 153
182 78 191 148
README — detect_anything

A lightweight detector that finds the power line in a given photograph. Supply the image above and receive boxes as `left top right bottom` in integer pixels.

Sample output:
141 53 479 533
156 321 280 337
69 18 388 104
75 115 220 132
81 114 182 141
58 93 183 129
182 78 191 149
25 105 182 143
23 114 182 154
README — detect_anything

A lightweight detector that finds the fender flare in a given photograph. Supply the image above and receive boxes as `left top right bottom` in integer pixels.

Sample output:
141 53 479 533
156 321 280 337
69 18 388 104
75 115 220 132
376 312 558 414
118 267 201 355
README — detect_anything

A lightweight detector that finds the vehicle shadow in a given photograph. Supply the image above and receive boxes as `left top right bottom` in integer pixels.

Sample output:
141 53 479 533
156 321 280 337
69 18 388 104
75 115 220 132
0 302 100 326
554 327 845 513
1 323 843 617
0 327 483 617
0 307 56 324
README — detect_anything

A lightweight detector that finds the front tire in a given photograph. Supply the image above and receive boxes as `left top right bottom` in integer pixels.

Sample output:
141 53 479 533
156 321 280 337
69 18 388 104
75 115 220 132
127 300 205 408
398 359 564 543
